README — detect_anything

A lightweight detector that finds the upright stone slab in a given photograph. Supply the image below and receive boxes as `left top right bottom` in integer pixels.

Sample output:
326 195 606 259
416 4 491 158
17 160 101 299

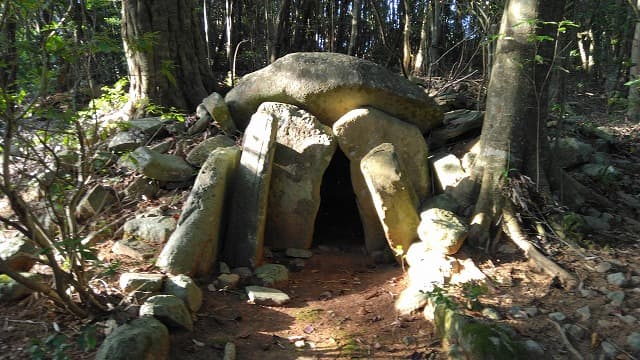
225 111 279 268
156 147 241 276
333 107 429 252
360 143 420 259
225 52 443 131
202 92 237 134
259 102 336 249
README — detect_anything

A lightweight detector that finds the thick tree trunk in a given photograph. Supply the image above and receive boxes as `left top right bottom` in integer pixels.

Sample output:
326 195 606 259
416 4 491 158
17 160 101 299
270 0 291 63
122 0 215 113
0 2 18 94
469 0 560 245
628 0 640 121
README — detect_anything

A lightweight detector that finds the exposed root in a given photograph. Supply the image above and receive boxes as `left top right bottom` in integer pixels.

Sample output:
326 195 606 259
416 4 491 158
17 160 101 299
549 319 584 360
502 202 577 289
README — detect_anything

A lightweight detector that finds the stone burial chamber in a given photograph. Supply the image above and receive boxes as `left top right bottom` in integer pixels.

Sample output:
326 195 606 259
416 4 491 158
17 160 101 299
156 52 444 275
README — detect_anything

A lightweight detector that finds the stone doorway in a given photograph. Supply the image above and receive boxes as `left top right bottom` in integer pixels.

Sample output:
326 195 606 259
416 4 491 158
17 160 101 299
313 149 364 250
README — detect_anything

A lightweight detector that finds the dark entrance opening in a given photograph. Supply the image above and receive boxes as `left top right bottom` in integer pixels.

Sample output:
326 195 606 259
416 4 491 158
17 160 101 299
314 149 364 250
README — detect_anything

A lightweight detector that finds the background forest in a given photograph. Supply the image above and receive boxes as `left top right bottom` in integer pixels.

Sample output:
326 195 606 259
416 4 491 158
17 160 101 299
1 0 640 359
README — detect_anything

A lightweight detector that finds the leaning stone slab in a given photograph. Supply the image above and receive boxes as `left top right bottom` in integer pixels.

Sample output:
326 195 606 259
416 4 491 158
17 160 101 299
108 130 147 153
0 232 37 272
429 110 484 149
139 295 194 331
245 285 290 306
254 263 289 289
125 147 195 182
163 274 202 313
261 102 336 249
75 185 117 220
225 111 278 268
128 117 169 137
123 216 177 245
333 108 429 252
95 317 169 360
119 273 165 294
360 143 420 259
202 92 237 134
225 52 442 132
417 208 468 255
186 135 236 167
156 147 241 276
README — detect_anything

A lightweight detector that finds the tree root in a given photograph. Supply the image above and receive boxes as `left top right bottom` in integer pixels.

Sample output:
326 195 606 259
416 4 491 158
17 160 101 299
502 202 578 289
549 319 584 360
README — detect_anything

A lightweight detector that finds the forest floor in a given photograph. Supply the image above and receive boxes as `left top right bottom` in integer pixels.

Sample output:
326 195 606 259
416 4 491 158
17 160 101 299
1 87 640 359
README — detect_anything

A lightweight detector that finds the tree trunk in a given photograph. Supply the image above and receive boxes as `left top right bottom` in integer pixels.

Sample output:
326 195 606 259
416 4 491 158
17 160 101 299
401 0 412 74
270 0 291 63
428 0 441 75
413 0 428 76
225 0 234 67
348 0 361 55
0 2 18 94
122 0 215 113
468 0 564 245
628 0 640 121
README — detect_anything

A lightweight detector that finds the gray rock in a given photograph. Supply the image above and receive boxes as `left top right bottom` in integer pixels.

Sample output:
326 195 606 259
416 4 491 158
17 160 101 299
576 305 591 321
202 92 237 134
185 135 236 167
76 185 116 220
217 273 240 289
601 340 617 359
420 193 460 213
555 137 594 168
140 295 193 331
156 147 241 276
225 109 278 268
0 232 37 272
119 273 165 293
627 332 640 353
595 262 613 273
95 317 169 360
563 324 585 340
430 154 466 192
394 287 429 315
219 262 231 274
285 248 313 259
188 104 213 135
361 143 420 258
417 208 468 255
264 102 336 250
129 117 169 137
580 163 619 179
112 237 159 261
524 339 545 356
482 307 502 320
223 342 237 360
124 147 195 182
607 290 625 306
123 216 177 245
108 130 146 153
333 107 429 252
163 274 202 313
254 263 289 289
232 267 253 284
0 273 37 302
548 312 566 322
123 176 159 200
429 110 484 149
582 214 612 232
225 52 442 132
407 261 446 293
607 272 628 287
245 285 290 306
149 138 174 154
523 307 539 317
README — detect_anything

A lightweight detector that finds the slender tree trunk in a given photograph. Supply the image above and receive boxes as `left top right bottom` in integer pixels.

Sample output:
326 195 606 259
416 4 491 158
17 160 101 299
628 0 640 121
225 0 234 67
401 0 412 74
428 0 441 75
270 0 291 62
413 0 429 75
348 0 361 55
122 0 215 113
0 2 18 94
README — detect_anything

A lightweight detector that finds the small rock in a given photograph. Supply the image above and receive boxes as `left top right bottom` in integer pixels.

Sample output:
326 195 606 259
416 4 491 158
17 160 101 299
232 267 253 285
524 307 539 317
631 276 640 286
245 286 290 306
394 287 429 315
217 274 240 289
285 248 313 259
607 290 625 306
576 305 591 321
601 341 617 359
524 339 545 356
617 315 637 325
595 262 613 273
482 307 502 320
119 273 165 294
223 342 236 360
287 258 306 272
607 272 628 287
627 332 640 352
402 336 417 346
219 262 231 274
563 324 585 340
254 263 289 289
163 274 203 313
139 295 194 331
580 288 597 298
548 312 566 322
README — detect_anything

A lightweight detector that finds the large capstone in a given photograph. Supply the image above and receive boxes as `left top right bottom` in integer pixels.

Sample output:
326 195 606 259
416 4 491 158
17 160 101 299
225 52 442 132
333 107 430 252
261 102 337 250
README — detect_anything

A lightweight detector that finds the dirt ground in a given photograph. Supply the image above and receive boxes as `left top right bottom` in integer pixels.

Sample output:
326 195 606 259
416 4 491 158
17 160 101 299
1 86 640 359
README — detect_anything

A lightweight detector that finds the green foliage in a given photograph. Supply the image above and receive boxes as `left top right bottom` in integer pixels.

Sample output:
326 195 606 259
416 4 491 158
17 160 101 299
462 281 488 311
28 325 97 360
144 103 186 123
425 285 457 311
